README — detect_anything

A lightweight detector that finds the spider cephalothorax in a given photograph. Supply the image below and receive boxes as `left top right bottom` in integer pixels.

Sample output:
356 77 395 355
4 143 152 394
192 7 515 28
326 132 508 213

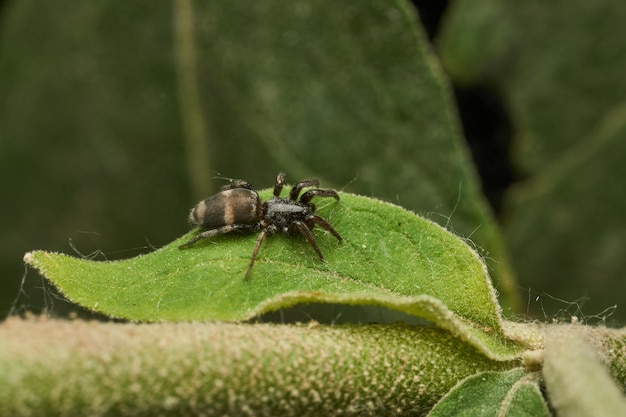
179 172 342 279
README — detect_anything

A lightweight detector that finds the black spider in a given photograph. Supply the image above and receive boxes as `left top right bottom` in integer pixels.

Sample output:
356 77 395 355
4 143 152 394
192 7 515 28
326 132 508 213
179 172 342 279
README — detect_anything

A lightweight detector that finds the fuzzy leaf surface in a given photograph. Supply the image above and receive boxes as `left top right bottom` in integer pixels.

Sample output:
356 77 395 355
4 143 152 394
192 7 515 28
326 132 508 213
543 328 626 417
428 369 549 417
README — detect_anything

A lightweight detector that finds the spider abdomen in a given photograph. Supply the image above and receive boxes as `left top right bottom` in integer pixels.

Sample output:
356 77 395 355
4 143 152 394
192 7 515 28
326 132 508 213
189 188 262 229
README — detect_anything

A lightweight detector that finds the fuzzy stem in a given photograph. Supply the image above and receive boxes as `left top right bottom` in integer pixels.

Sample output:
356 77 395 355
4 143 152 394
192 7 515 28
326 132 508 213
0 318 513 417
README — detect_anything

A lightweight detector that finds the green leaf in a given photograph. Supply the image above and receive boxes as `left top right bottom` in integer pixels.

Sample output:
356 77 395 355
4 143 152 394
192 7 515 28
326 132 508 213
25 192 522 359
428 369 550 417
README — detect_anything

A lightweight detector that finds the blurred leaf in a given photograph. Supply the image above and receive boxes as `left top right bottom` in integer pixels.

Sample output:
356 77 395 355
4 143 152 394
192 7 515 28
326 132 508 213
436 0 514 87
438 0 626 321
25 192 522 360
0 0 520 315
428 369 550 417
544 327 626 417
505 109 626 320
0 1 187 313
439 0 626 174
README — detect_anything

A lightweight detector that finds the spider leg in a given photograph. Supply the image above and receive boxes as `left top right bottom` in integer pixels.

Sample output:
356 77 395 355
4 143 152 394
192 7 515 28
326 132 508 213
289 178 320 201
245 224 277 280
179 224 258 248
306 214 343 241
299 189 340 204
292 221 325 261
273 172 286 198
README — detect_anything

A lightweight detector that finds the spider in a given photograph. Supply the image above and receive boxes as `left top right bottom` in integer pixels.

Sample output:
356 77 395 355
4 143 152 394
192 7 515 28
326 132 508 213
179 172 342 279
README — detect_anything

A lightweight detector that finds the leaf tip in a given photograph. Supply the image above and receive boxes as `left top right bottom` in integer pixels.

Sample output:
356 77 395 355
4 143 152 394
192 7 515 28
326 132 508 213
23 250 50 269
23 251 36 265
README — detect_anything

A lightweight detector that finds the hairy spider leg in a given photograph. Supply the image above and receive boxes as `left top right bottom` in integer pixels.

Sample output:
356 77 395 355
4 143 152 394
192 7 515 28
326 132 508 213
289 178 320 201
306 214 343 241
299 189 340 204
273 172 286 197
245 224 278 280
292 221 325 261
179 224 259 249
